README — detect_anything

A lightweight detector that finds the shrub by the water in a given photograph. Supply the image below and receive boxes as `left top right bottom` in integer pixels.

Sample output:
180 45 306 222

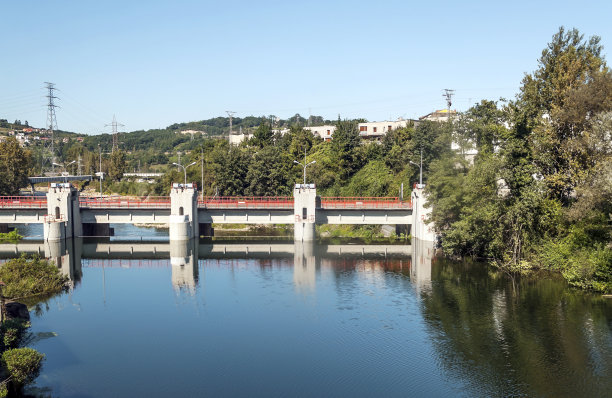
0 230 22 243
0 255 67 299
1 348 44 385
0 319 28 350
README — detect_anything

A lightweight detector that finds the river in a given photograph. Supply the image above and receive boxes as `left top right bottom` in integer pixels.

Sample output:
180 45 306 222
1 225 611 397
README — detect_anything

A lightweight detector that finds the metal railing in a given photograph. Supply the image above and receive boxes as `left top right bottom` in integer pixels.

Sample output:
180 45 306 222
0 196 47 208
199 196 294 209
0 195 411 210
320 197 412 209
79 196 171 208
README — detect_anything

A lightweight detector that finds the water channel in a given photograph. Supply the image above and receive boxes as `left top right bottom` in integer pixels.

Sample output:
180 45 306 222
0 224 611 397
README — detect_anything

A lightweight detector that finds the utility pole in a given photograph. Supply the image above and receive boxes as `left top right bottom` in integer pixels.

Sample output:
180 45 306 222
45 82 59 171
443 89 455 121
105 115 124 153
77 155 83 176
226 110 236 145
201 147 204 200
98 145 103 199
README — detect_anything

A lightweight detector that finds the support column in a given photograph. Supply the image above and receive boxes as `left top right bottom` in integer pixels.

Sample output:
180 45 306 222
169 183 199 241
411 184 435 242
293 184 316 241
46 183 81 240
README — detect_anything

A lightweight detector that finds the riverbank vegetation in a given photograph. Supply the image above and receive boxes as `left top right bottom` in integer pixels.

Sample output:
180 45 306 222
0 230 22 243
0 255 68 300
426 28 612 292
0 256 64 395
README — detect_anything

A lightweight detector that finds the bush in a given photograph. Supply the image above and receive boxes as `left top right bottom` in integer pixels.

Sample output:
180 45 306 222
2 348 44 385
0 255 67 299
0 319 28 350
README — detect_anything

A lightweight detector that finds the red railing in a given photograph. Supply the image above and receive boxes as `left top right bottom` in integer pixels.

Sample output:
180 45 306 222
0 195 411 210
199 196 293 209
79 196 171 209
0 196 47 208
320 197 411 209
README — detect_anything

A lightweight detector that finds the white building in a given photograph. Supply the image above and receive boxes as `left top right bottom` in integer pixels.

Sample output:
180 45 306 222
304 125 335 141
357 119 413 140
229 133 253 145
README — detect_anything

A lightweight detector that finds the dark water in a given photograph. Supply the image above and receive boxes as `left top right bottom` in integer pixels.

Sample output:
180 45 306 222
1 227 610 397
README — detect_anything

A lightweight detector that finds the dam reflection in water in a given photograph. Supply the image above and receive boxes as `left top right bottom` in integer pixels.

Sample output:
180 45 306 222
0 238 433 294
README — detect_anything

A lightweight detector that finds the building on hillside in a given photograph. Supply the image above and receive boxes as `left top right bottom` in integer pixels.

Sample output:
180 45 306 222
229 132 252 145
419 109 457 122
357 119 414 140
304 125 336 141
178 129 205 136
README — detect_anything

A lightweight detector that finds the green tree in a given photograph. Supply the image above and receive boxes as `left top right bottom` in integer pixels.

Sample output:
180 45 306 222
245 146 292 195
0 137 31 195
108 150 127 182
250 122 274 148
332 119 362 180
517 27 610 201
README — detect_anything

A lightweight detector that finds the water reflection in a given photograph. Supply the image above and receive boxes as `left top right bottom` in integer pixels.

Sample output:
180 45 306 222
293 241 317 293
418 258 612 397
170 239 199 292
0 237 610 397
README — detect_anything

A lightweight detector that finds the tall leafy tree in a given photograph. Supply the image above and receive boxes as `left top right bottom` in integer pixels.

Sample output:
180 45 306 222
0 137 31 195
332 119 362 180
517 27 611 201
108 150 127 182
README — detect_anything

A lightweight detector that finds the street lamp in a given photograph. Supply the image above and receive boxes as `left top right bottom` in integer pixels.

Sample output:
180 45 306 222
173 161 197 185
409 149 423 187
52 160 76 183
294 160 316 185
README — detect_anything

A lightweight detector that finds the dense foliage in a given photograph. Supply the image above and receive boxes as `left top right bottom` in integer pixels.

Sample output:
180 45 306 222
0 255 68 298
0 137 31 195
1 348 44 386
426 27 612 292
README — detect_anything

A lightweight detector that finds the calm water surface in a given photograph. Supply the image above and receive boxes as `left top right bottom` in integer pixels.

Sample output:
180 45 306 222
1 226 611 397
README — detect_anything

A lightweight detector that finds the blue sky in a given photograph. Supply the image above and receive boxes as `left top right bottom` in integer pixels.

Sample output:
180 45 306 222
1 0 611 134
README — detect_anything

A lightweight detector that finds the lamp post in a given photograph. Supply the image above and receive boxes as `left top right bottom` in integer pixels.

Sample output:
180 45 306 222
293 160 316 185
409 149 423 187
173 161 197 185
52 160 76 183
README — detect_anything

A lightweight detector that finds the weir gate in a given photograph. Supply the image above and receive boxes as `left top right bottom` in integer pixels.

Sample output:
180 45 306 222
0 183 430 242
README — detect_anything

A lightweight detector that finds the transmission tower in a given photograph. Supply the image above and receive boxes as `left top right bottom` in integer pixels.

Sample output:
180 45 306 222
105 115 124 153
443 89 455 120
225 111 236 144
44 82 59 170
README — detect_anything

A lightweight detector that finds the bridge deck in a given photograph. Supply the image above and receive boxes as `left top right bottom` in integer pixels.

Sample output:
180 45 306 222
0 196 412 211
